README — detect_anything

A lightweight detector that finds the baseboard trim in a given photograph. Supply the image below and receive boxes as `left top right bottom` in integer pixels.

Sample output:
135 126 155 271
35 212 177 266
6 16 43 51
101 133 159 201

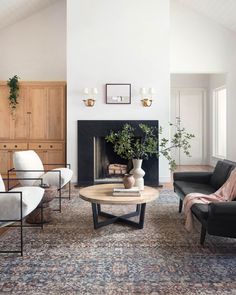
159 177 171 183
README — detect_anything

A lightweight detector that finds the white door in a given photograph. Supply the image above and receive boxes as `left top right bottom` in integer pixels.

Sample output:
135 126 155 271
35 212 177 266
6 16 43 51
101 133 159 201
171 88 206 165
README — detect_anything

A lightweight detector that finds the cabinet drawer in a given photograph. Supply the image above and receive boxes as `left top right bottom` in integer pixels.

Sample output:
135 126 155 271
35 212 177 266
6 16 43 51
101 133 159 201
29 143 48 150
47 143 63 150
0 143 11 150
0 143 28 150
28 143 63 150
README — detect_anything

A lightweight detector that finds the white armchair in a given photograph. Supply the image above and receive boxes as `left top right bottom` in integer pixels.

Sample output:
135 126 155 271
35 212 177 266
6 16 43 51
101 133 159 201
0 174 44 255
12 150 73 212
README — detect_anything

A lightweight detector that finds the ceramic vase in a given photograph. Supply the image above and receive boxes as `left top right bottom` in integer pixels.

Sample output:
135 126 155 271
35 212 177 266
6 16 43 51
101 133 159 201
130 159 145 190
123 173 135 189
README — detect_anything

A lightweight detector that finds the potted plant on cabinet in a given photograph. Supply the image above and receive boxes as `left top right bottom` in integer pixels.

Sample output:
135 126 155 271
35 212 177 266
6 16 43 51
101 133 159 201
105 120 194 190
7 75 20 116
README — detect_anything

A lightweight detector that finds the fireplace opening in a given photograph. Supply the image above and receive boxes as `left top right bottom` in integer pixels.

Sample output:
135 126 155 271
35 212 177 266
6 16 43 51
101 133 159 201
77 120 159 186
94 137 131 183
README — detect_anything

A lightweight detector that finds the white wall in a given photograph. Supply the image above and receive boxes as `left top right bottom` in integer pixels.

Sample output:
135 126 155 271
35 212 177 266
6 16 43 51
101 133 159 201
171 74 209 88
170 0 236 74
67 0 170 183
170 0 236 164
0 0 66 80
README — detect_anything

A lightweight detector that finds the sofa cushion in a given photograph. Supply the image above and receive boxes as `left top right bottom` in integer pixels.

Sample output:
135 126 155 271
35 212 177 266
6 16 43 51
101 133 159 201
0 187 44 225
210 161 233 190
174 181 215 198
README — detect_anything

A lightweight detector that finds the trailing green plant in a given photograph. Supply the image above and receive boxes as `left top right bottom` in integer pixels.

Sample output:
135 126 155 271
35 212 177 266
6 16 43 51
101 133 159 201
7 75 20 112
105 119 195 171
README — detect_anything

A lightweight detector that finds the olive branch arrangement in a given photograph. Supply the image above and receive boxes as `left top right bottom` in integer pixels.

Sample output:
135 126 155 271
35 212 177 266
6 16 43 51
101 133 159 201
105 118 195 170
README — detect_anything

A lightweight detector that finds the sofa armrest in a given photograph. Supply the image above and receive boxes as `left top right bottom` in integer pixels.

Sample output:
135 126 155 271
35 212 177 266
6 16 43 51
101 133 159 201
208 202 236 217
207 202 236 237
173 172 213 184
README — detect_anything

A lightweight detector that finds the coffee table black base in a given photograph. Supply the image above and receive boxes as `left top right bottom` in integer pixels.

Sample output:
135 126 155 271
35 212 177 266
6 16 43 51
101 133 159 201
91 203 146 229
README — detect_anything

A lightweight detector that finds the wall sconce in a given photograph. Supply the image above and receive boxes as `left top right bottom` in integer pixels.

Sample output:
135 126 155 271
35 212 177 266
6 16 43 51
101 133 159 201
140 87 155 107
83 87 98 107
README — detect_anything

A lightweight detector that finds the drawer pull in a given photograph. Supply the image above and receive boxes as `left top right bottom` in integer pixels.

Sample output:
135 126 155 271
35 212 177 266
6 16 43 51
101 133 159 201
50 145 53 148
15 145 18 148
39 145 42 148
3 145 6 148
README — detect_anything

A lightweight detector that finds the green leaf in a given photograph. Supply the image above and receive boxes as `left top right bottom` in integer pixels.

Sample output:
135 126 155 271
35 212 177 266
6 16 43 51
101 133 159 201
105 119 195 170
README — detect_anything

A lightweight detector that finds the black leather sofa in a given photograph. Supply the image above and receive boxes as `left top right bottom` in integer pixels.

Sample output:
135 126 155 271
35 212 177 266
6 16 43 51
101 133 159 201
173 160 236 244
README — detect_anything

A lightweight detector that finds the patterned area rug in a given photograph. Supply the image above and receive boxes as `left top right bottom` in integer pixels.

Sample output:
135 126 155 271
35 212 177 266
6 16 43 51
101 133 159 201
0 188 236 295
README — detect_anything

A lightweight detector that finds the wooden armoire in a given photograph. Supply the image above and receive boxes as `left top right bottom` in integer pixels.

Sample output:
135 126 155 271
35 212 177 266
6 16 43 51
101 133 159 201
0 81 66 176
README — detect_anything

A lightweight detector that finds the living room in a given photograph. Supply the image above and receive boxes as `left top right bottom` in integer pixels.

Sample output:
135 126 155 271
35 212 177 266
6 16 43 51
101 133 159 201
0 0 235 294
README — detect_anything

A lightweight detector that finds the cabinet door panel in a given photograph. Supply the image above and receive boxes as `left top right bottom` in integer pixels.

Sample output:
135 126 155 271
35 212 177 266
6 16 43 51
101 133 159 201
29 87 47 140
47 150 65 170
0 85 12 140
47 87 65 140
13 87 29 140
0 150 11 174
34 150 47 168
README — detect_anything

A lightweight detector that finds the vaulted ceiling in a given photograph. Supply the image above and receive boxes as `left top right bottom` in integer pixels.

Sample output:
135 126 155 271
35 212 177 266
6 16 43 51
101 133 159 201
176 0 236 33
1 0 236 33
0 0 59 30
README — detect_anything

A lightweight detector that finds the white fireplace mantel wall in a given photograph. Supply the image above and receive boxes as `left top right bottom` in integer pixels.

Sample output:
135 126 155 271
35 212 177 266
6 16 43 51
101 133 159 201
67 0 171 183
1 0 236 183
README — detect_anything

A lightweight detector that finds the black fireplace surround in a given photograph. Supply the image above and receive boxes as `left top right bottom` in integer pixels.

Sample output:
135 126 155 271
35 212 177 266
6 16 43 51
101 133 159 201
77 120 159 186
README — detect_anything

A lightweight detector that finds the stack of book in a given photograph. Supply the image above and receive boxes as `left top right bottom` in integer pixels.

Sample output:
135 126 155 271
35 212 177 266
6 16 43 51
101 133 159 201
113 187 141 197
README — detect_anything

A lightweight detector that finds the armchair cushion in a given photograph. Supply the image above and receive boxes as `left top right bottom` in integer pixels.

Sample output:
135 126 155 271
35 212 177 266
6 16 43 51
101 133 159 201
0 192 28 222
13 151 73 189
13 150 44 186
42 168 73 188
0 187 44 225
0 175 5 192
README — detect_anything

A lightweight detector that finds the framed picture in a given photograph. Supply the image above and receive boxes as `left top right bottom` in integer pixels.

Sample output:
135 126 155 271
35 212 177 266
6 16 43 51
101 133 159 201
106 83 131 104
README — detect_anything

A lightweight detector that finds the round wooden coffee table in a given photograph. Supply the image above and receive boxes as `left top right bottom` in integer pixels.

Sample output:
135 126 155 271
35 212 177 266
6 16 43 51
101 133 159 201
79 183 159 229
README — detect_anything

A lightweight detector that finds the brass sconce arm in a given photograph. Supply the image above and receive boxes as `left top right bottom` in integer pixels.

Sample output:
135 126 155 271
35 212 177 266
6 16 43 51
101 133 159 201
141 98 152 107
83 98 96 107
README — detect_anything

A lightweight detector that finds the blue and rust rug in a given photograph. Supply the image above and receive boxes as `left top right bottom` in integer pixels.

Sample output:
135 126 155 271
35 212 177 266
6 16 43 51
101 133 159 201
0 188 236 295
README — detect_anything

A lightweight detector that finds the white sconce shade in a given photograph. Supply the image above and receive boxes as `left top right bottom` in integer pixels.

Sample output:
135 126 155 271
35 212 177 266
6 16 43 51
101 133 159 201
82 87 97 107
91 88 98 95
140 87 155 107
83 88 89 95
140 88 146 95
149 88 155 95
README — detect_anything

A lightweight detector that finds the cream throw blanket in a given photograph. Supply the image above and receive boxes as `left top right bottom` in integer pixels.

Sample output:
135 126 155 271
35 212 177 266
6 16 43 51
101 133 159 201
183 168 236 231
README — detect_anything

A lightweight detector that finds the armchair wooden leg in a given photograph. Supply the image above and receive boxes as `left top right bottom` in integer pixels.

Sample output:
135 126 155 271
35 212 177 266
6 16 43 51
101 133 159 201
200 226 206 245
179 199 183 213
